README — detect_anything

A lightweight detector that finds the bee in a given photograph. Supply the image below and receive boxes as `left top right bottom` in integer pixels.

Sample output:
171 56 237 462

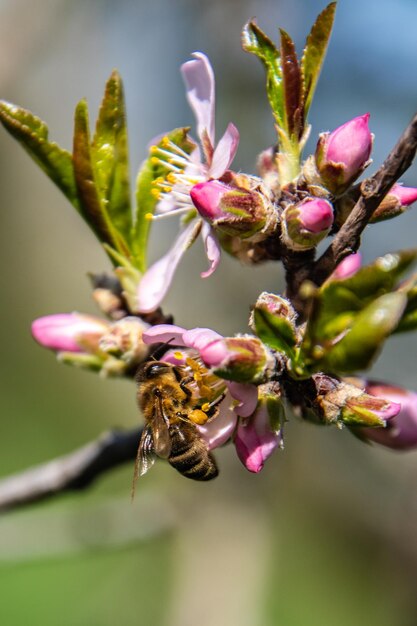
134 360 220 483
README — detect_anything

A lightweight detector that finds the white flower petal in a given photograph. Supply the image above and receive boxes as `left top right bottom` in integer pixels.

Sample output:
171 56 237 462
181 52 215 150
137 220 202 313
209 122 240 179
200 222 221 278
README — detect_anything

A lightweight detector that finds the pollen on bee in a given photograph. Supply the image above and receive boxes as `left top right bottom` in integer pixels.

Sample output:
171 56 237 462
189 409 209 425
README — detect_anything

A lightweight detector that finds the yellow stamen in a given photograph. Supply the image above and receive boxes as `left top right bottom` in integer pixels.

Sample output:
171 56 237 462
149 145 159 154
161 136 170 148
201 402 210 412
150 189 160 199
150 156 160 165
173 351 184 360
145 212 154 220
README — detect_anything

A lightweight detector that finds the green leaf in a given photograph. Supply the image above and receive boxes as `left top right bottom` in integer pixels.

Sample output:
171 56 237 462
91 70 132 245
0 100 79 209
132 128 195 273
301 2 337 117
242 21 284 127
311 249 417 343
321 292 407 373
253 308 297 358
73 99 130 259
279 29 303 139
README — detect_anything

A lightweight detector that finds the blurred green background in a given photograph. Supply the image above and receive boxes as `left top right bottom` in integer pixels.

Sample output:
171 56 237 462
1 0 417 624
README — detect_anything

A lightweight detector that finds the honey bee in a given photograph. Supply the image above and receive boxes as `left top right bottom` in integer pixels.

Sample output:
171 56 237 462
134 360 220 483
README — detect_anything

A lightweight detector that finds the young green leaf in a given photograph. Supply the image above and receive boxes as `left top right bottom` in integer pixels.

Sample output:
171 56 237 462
321 292 407 373
280 29 303 139
73 99 130 259
242 20 284 127
0 101 79 209
132 128 195 273
310 249 417 343
92 70 132 245
301 2 337 117
253 308 297 358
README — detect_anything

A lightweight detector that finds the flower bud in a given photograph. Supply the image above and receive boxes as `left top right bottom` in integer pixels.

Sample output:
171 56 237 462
190 176 277 240
32 313 109 353
200 335 274 384
305 374 400 427
98 317 150 365
370 183 417 223
359 381 417 449
281 198 334 251
329 252 362 280
235 382 284 473
315 114 373 195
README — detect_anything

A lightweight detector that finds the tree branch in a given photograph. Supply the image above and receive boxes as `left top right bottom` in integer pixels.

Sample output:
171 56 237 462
0 428 142 513
310 111 417 285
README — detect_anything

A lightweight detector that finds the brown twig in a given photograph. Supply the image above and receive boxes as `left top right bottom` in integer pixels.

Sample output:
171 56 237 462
0 428 142 513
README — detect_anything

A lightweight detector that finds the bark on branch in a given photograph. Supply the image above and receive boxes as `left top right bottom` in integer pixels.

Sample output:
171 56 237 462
0 428 142 513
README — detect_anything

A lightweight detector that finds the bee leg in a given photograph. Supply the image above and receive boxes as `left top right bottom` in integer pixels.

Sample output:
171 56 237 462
179 376 194 397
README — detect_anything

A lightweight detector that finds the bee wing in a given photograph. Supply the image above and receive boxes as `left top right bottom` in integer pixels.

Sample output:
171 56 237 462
131 425 156 502
153 397 172 459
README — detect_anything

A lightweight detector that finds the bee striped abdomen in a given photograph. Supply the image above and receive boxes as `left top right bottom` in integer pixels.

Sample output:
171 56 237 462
168 424 218 481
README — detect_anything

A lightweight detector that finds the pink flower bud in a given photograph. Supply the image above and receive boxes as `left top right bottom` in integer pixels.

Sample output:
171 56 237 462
389 183 417 207
190 180 230 220
32 313 109 353
234 384 283 473
330 252 362 280
282 198 333 250
200 336 273 384
315 113 373 194
371 183 417 223
190 176 276 240
360 382 417 449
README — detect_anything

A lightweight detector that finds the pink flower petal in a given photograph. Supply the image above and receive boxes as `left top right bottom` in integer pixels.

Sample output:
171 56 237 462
182 327 223 351
209 123 240 179
201 222 221 278
198 395 238 450
137 220 202 313
235 405 281 473
142 324 187 346
181 52 215 150
228 382 259 417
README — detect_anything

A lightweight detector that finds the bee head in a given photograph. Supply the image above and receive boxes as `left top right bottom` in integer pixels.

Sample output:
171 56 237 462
136 361 173 383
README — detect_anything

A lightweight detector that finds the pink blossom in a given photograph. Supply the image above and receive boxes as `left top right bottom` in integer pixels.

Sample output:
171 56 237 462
315 113 373 193
331 252 362 280
32 313 109 353
297 198 334 233
235 394 282 473
137 53 239 313
387 183 417 207
361 381 417 449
